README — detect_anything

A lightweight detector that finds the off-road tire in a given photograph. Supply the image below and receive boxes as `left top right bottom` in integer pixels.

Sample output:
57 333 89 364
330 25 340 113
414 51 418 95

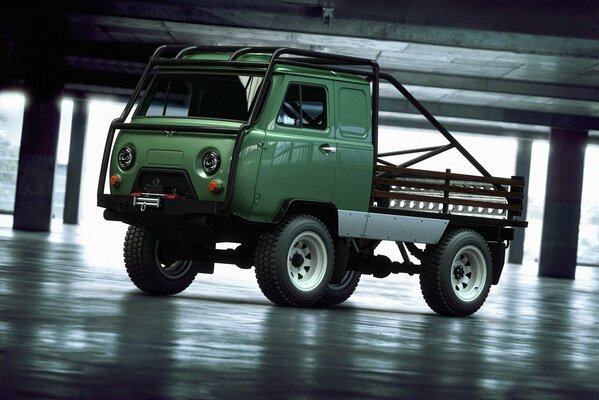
124 226 198 295
318 270 361 306
254 215 334 307
420 229 492 317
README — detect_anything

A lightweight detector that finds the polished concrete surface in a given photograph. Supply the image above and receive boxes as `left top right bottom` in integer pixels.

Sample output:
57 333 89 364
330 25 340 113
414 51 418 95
1 222 599 399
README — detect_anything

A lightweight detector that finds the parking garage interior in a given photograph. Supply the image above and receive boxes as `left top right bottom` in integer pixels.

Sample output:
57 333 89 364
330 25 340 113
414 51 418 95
1 1 599 399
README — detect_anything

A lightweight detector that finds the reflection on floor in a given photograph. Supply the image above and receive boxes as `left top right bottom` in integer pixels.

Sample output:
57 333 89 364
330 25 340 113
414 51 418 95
1 224 598 399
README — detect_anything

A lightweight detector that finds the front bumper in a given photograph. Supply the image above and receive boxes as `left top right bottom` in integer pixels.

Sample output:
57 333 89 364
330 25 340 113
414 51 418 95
98 194 266 243
98 194 223 225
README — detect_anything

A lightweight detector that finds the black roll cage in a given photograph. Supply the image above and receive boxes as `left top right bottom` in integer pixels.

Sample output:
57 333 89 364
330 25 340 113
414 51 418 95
97 45 501 214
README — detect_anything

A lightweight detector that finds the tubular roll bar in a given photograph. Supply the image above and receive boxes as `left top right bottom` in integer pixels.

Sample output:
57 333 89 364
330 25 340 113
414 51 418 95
97 45 505 213
377 72 505 189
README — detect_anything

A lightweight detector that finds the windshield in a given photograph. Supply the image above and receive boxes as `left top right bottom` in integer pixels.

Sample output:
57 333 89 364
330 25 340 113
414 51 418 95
136 72 263 122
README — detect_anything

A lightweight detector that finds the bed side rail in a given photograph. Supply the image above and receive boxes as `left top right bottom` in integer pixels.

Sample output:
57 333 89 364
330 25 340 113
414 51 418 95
373 165 525 220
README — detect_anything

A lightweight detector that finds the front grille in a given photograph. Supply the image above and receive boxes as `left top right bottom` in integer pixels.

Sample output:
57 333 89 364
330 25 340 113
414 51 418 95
133 168 197 199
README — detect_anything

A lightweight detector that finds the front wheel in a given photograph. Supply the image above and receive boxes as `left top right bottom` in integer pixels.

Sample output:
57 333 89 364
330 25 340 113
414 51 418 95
420 229 492 317
123 226 198 295
254 215 334 307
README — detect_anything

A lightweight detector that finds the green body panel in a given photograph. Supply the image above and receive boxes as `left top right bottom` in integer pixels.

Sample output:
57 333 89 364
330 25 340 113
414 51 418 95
146 149 184 165
109 124 236 203
228 128 266 220
249 75 337 222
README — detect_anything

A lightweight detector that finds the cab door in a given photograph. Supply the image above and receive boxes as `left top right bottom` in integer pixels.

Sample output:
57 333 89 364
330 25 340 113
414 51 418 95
333 82 374 212
252 76 336 221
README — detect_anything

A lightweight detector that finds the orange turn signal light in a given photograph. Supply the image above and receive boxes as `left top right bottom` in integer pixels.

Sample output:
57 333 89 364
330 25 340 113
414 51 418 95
208 179 224 194
110 174 121 187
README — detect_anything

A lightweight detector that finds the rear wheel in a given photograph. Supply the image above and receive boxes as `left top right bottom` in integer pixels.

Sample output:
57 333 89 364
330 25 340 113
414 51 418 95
318 270 361 306
124 226 198 295
255 215 334 307
420 229 492 317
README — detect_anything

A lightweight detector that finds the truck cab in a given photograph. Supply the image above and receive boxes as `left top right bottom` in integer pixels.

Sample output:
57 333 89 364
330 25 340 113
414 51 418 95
98 46 527 316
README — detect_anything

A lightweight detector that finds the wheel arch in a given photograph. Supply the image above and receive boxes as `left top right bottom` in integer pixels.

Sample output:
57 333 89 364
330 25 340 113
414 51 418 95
276 200 338 236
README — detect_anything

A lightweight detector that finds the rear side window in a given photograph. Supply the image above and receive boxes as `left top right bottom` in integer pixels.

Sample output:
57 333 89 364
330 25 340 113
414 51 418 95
277 84 327 130
338 87 368 138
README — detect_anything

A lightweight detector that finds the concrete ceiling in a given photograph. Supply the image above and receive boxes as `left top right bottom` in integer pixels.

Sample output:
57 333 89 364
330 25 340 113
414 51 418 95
2 0 599 136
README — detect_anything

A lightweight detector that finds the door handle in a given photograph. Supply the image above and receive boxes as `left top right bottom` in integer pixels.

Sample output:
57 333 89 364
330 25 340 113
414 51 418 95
319 144 337 154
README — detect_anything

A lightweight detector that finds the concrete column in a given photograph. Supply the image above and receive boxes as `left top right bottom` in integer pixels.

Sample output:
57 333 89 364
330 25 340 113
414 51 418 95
9 2 66 231
508 139 532 264
13 82 63 231
63 97 88 224
538 128 588 279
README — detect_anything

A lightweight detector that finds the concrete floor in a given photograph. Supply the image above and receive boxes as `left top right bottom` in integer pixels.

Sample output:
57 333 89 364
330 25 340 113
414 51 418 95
1 223 598 400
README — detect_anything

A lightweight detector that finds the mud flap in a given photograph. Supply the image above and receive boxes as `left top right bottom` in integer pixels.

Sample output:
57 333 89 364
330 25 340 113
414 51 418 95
489 242 507 285
330 238 349 284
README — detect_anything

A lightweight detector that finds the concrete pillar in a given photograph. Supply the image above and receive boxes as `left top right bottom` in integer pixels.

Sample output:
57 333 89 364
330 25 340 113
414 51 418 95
508 139 532 264
12 81 63 231
538 128 588 279
13 82 62 231
8 2 66 231
63 97 88 224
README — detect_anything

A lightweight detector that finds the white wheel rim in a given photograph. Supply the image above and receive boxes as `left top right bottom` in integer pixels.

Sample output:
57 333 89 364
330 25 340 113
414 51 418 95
450 245 487 302
287 231 328 292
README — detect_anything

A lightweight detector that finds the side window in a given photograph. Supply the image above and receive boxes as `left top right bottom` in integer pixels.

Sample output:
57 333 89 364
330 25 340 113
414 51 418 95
338 87 368 138
277 84 327 130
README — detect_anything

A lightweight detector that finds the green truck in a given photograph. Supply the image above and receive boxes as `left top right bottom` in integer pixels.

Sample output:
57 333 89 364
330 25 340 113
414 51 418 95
98 46 527 317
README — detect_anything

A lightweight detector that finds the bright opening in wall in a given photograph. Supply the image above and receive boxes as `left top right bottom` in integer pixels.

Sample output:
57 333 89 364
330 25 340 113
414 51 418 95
0 91 26 214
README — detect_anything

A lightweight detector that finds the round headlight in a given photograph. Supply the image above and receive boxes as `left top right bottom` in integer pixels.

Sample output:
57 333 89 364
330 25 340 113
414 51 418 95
202 150 220 175
118 146 135 170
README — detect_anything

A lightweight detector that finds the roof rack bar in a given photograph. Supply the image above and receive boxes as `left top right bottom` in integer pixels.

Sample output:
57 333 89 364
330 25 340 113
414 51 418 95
231 46 377 68
229 47 252 60
285 57 376 66
272 48 377 68
152 59 269 68
229 47 282 61
175 46 247 59
175 46 199 59
277 60 375 77
151 45 193 60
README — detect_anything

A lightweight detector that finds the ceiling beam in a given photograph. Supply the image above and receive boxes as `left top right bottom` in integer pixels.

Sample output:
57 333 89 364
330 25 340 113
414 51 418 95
379 116 548 140
385 70 599 102
379 98 599 131
63 1 599 58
